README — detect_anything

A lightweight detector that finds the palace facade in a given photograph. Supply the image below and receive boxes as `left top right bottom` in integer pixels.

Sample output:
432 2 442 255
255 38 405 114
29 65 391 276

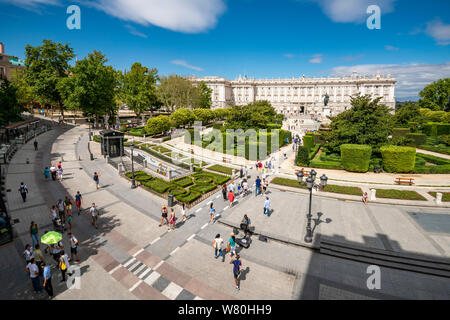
189 72 396 118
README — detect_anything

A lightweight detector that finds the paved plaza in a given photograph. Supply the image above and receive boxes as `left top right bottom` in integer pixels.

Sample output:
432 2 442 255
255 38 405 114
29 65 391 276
1 122 449 300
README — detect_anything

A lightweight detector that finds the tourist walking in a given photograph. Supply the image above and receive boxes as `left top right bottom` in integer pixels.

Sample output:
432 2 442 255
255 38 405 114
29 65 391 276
57 166 63 181
59 250 70 282
264 197 271 216
50 241 64 264
243 179 249 196
33 140 38 151
213 234 225 262
89 203 99 229
168 208 176 231
18 182 28 202
244 166 248 178
222 183 227 201
262 178 267 194
42 262 53 299
34 244 45 275
50 205 58 229
57 199 65 223
159 205 169 227
75 191 82 215
228 190 235 208
227 233 236 258
30 221 39 248
93 172 100 190
180 203 187 222
26 258 42 293
209 203 215 224
43 167 50 181
68 233 80 262
23 244 34 265
255 176 261 196
230 255 242 290
50 165 57 181
67 210 73 231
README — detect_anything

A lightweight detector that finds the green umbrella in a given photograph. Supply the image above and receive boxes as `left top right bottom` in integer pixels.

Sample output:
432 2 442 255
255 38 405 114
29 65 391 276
41 231 62 245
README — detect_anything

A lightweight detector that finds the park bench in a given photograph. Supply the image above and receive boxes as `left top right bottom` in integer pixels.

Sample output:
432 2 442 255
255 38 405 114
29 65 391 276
395 177 414 185
223 157 231 163
295 169 311 177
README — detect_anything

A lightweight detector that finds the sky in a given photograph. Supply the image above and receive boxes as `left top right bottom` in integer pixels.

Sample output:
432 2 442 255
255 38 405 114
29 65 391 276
0 0 449 100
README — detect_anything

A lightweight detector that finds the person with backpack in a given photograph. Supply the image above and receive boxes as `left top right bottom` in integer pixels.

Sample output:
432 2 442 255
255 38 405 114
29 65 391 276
230 255 242 290
75 191 82 215
18 182 28 202
59 250 70 282
213 234 225 262
93 172 100 190
68 233 80 262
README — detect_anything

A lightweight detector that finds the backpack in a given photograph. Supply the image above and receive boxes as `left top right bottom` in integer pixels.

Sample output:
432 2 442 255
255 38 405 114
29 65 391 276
60 258 66 271
19 185 26 193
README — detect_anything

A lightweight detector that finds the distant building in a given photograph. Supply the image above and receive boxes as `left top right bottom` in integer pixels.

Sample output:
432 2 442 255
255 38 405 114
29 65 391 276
188 72 396 118
0 42 25 80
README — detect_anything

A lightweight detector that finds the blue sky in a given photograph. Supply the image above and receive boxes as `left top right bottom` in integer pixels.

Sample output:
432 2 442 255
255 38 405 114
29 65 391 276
1 0 449 100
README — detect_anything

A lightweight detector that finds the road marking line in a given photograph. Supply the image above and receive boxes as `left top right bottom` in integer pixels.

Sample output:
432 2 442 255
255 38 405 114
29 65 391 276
161 282 183 300
154 261 164 271
207 200 212 205
129 280 143 292
201 223 208 230
186 234 195 242
170 247 180 256
133 264 147 275
144 271 160 286
223 206 229 211
195 208 202 213
132 248 144 257
126 260 140 271
108 264 121 275
150 237 161 245
123 257 136 268
138 268 152 279
216 195 221 199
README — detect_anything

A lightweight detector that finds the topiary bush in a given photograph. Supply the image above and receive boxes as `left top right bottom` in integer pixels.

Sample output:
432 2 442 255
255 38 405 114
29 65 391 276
340 144 372 172
422 123 450 136
392 128 411 139
380 145 416 173
303 135 315 150
296 146 310 166
175 190 202 204
406 133 427 146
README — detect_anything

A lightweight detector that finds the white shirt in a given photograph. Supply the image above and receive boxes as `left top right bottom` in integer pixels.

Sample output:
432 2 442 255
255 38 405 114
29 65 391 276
58 202 64 211
27 263 39 278
51 209 57 219
24 249 34 261
214 238 224 250
50 166 56 172
60 254 70 270
264 199 270 209
70 236 78 248
181 208 186 216
90 207 97 216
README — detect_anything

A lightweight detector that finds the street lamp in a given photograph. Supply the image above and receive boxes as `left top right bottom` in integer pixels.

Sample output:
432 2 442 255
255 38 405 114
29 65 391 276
130 143 136 189
296 170 328 243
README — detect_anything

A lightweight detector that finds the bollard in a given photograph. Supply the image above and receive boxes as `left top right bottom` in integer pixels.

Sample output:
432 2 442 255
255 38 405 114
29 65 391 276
436 193 442 205
370 189 376 201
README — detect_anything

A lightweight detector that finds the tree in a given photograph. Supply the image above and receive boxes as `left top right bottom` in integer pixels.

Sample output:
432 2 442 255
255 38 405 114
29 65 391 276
194 81 212 109
145 115 171 135
24 40 75 119
193 108 214 124
393 102 423 127
169 108 195 128
0 79 24 126
58 51 118 127
120 62 159 123
225 101 279 130
419 78 450 111
157 75 205 111
323 94 392 154
9 68 34 107
213 108 230 120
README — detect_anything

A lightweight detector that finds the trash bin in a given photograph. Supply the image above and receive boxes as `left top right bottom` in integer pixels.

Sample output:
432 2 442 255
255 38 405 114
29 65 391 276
168 194 174 207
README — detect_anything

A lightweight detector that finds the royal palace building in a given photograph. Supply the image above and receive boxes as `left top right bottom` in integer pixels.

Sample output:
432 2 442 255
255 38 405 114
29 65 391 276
189 72 396 118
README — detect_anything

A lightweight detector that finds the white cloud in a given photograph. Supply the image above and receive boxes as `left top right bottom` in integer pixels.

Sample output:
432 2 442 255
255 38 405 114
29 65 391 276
425 19 450 45
309 0 395 23
124 24 148 38
331 62 450 99
309 54 323 64
284 53 295 58
0 0 60 11
385 45 399 51
85 0 226 33
171 60 203 71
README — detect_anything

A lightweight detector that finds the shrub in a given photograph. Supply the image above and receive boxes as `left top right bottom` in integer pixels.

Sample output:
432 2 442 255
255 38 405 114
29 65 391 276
376 189 426 201
93 135 101 143
380 145 416 173
190 184 217 194
414 157 426 168
166 185 188 196
193 172 229 185
416 153 450 165
135 174 152 182
418 144 450 155
303 135 315 150
392 128 410 139
173 176 193 188
405 133 427 146
309 145 321 160
296 146 310 166
310 160 343 170
422 123 450 136
145 115 171 135
175 190 202 204
207 164 233 175
143 178 171 194
193 175 214 185
340 144 372 172
271 177 307 189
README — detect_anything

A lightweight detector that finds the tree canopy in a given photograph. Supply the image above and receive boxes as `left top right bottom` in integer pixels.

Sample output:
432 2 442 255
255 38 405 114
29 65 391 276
392 102 423 127
169 108 195 127
145 115 171 135
0 79 24 126
419 78 450 112
225 101 281 130
194 81 212 109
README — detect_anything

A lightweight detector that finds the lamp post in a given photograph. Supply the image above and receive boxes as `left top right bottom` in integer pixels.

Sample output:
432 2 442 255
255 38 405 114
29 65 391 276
131 143 136 189
88 120 92 141
296 169 328 243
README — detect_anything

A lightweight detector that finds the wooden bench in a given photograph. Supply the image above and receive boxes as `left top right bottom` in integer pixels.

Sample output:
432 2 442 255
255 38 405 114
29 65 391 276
295 170 311 177
395 177 414 185
223 157 231 163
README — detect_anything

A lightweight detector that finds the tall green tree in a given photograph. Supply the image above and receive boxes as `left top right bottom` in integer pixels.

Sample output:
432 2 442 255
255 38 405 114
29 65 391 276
169 108 195 128
323 94 393 154
0 79 24 125
194 81 212 109
120 62 159 123
393 102 423 127
157 75 200 111
58 51 118 127
225 101 279 130
24 40 75 119
419 78 450 111
9 68 35 107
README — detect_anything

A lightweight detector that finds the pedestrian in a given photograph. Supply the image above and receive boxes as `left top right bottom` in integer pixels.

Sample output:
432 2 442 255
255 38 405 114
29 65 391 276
243 179 249 196
262 178 267 194
159 205 169 227
228 190 235 208
57 199 65 223
264 196 271 216
68 233 80 262
50 205 58 229
58 250 70 282
180 203 187 222
255 176 261 196
33 140 38 151
30 221 39 248
42 262 53 299
67 211 73 231
230 254 242 290
23 244 34 265
50 165 57 181
75 191 82 215
213 234 225 262
34 244 45 275
50 240 64 264
57 166 63 181
57 161 62 170
240 166 243 178
362 192 368 205
168 208 176 231
43 167 50 181
26 258 42 293
222 183 227 201
64 196 73 216
89 203 98 229
93 172 100 190
244 166 248 178
227 233 236 258
18 182 28 202
209 203 215 224
240 214 252 232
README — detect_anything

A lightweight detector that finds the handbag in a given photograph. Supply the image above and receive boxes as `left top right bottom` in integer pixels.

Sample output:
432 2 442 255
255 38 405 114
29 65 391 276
226 243 231 252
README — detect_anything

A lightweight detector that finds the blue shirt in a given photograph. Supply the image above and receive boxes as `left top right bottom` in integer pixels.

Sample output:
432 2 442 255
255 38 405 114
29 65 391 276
232 260 241 274
43 265 51 280
75 194 82 201
209 208 215 215
255 178 261 187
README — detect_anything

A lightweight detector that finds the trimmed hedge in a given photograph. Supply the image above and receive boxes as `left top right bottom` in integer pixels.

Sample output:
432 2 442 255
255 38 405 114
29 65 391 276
175 190 202 204
207 164 234 175
93 135 101 143
340 144 372 172
376 189 426 201
406 133 427 146
380 145 416 173
416 153 450 165
303 135 315 150
422 123 450 136
296 146 310 166
309 144 321 160
143 178 172 194
392 128 410 138
173 176 194 188
190 184 217 194
418 144 450 155
310 160 343 170
271 177 307 189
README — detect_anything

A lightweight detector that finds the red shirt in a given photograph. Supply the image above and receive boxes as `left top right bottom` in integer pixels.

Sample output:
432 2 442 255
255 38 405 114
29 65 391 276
228 192 235 203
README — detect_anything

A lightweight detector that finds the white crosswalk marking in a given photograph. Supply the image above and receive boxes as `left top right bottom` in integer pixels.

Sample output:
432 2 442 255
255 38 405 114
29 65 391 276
123 257 136 268
154 261 164 270
108 264 121 275
138 268 152 279
126 260 139 270
187 234 196 241
195 208 202 213
129 280 143 292
144 271 160 286
169 247 180 256
201 223 208 229
150 237 161 245
162 282 183 300
223 206 229 211
133 264 147 275
132 248 144 257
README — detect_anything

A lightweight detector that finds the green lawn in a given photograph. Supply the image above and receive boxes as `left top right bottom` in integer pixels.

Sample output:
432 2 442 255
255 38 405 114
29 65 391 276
376 189 426 201
270 177 308 189
207 164 234 175
428 192 450 202
152 145 172 153
322 184 363 196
